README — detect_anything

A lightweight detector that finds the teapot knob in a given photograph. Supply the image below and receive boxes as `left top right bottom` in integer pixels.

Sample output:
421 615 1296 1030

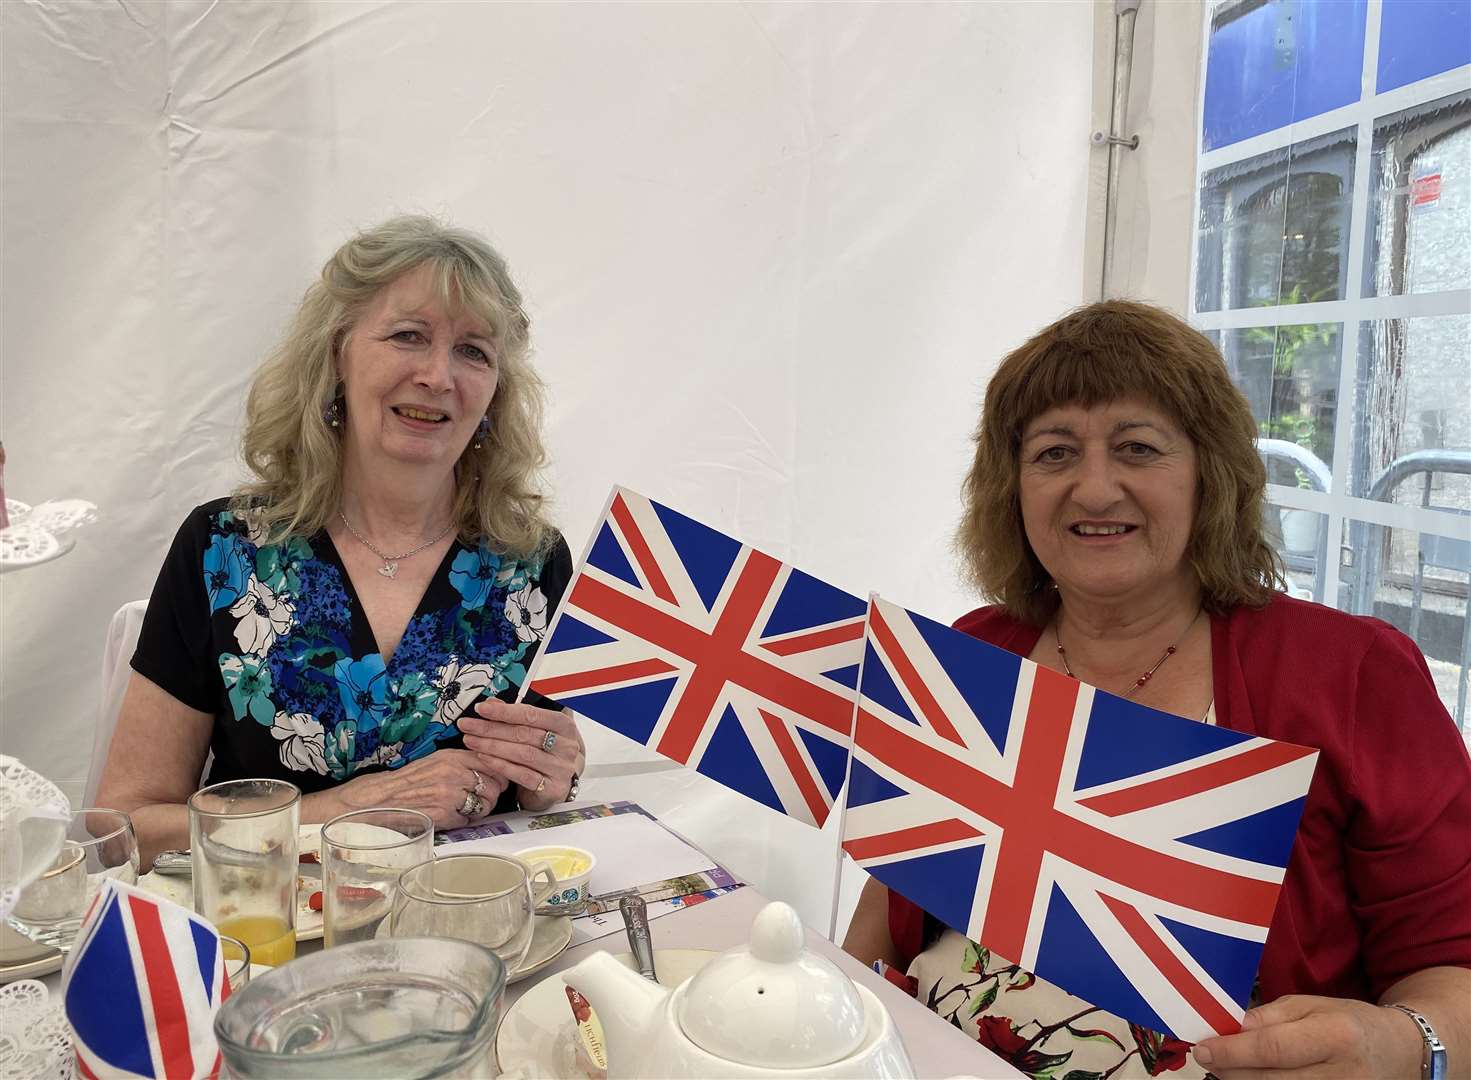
749 901 804 963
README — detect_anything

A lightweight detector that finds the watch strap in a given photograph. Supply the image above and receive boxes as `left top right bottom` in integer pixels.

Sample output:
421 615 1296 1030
1386 1004 1447 1080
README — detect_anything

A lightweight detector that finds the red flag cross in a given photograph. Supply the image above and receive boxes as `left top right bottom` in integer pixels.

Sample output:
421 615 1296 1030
845 604 1314 1033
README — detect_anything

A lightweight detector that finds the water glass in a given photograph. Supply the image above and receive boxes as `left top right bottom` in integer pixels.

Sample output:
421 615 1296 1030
7 809 138 952
390 854 557 971
188 778 300 966
220 934 251 992
320 808 433 948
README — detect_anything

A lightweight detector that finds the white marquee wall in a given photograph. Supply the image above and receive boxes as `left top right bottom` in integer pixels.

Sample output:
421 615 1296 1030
0 0 1094 930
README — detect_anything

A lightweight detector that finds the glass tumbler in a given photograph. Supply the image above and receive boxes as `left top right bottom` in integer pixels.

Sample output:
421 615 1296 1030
7 809 138 952
188 778 300 966
320 808 433 948
390 854 557 971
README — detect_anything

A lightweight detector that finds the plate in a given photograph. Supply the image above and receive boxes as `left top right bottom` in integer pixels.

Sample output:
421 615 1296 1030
136 824 328 941
496 949 719 1079
509 915 573 984
0 924 61 983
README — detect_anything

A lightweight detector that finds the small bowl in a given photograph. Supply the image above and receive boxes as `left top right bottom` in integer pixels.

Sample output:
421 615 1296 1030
514 844 595 914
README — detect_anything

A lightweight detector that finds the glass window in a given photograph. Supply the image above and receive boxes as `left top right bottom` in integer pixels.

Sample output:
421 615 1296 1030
1265 504 1333 603
1377 0 1471 94
1197 128 1357 312
1203 0 1367 151
1363 91 1471 297
1213 323 1342 477
1350 315 1471 501
1341 521 1469 731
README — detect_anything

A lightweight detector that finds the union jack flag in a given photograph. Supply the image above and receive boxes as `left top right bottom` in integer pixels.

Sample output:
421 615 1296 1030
523 487 865 826
843 596 1318 1043
64 880 227 1080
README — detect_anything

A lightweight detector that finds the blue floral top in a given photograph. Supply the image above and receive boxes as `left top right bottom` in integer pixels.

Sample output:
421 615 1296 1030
131 499 572 799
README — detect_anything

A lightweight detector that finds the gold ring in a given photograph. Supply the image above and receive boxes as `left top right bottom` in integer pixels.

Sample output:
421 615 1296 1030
535 775 547 794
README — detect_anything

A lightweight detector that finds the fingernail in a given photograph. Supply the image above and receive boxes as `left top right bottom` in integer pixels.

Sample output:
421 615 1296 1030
1192 1045 1212 1066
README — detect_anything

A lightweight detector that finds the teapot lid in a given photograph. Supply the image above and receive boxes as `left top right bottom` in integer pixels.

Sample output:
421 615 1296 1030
675 901 866 1069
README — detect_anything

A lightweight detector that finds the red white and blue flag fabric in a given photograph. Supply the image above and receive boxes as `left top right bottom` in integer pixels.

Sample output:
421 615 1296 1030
523 487 865 826
843 596 1319 1043
63 880 227 1080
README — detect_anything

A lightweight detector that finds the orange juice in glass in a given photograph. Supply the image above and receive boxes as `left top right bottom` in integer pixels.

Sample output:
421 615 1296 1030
188 778 300 966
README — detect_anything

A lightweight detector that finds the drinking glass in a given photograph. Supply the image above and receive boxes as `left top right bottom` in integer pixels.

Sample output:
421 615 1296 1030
188 778 300 966
390 854 557 970
7 809 138 952
220 934 251 992
320 808 433 948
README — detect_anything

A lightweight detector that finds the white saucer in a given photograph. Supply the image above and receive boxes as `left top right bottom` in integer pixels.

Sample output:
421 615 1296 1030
496 949 718 1078
509 915 574 984
0 924 61 984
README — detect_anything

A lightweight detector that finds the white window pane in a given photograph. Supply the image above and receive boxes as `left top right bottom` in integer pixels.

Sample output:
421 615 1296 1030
1363 90 1471 298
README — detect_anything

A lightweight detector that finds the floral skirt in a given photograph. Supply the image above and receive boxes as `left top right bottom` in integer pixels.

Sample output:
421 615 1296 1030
897 929 1210 1080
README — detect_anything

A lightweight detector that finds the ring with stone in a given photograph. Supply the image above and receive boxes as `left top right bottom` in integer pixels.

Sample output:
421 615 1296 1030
541 730 557 753
470 769 486 796
459 792 486 818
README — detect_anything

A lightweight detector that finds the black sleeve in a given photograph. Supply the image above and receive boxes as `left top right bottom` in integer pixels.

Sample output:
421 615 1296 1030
129 504 223 715
522 531 574 714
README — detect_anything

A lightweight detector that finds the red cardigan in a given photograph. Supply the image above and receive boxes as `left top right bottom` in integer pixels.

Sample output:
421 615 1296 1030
889 593 1471 1003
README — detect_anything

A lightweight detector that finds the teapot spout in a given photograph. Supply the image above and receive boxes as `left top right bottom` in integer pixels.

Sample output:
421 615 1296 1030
561 952 670 1078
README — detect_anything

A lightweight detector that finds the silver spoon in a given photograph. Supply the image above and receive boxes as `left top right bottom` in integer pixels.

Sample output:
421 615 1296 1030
619 894 658 983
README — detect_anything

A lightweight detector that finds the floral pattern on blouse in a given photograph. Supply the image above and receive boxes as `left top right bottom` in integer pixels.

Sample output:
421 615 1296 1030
202 509 553 782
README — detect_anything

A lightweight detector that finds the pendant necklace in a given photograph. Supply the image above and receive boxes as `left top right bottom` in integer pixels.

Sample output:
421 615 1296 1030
1054 608 1202 698
338 510 454 579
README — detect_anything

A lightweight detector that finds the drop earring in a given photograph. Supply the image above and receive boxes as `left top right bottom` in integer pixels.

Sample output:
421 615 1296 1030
471 415 492 450
324 387 345 429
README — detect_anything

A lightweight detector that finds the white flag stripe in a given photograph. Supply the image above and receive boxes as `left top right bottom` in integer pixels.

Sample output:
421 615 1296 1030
1075 754 1319 845
1057 876 1223 1042
1070 736 1283 801
1139 906 1245 1029
614 489 716 617
846 749 1008 846
724 694 825 825
1057 859 1272 942
876 599 1015 779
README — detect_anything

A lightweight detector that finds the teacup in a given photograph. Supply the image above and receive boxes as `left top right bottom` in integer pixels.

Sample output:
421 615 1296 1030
515 844 596 914
390 854 559 970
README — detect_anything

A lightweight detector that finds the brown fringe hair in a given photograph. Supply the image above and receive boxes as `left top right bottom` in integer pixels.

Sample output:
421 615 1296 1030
958 300 1283 625
234 216 553 558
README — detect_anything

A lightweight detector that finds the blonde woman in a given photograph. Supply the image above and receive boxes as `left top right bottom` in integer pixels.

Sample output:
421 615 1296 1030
99 217 585 865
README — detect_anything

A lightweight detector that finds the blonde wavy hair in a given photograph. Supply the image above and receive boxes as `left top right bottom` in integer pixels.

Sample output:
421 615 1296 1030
234 216 553 557
958 300 1284 625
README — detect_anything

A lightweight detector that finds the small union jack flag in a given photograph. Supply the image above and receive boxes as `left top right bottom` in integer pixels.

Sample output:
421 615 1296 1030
523 486 865 826
843 596 1318 1042
64 880 227 1080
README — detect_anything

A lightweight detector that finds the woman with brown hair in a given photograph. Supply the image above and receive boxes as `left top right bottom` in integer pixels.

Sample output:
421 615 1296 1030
844 301 1470 1078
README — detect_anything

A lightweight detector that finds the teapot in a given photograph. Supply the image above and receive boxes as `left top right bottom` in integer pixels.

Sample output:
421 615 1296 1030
560 900 916 1079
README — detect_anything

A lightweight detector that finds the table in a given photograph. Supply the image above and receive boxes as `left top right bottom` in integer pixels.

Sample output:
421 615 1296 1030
504 886 1024 1079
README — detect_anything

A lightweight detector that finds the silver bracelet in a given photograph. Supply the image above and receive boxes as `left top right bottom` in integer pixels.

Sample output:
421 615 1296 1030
1385 1004 1447 1080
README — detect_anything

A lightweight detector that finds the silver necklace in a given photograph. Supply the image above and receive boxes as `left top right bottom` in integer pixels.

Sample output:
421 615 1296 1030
338 510 454 579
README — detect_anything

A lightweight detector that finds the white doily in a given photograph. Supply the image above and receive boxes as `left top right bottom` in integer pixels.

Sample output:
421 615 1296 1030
0 499 96 573
0 980 74 1080
0 757 70 920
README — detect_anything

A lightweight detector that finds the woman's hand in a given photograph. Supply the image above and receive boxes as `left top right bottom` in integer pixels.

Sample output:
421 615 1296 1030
459 700 585 811
325 748 509 829
1192 995 1423 1078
